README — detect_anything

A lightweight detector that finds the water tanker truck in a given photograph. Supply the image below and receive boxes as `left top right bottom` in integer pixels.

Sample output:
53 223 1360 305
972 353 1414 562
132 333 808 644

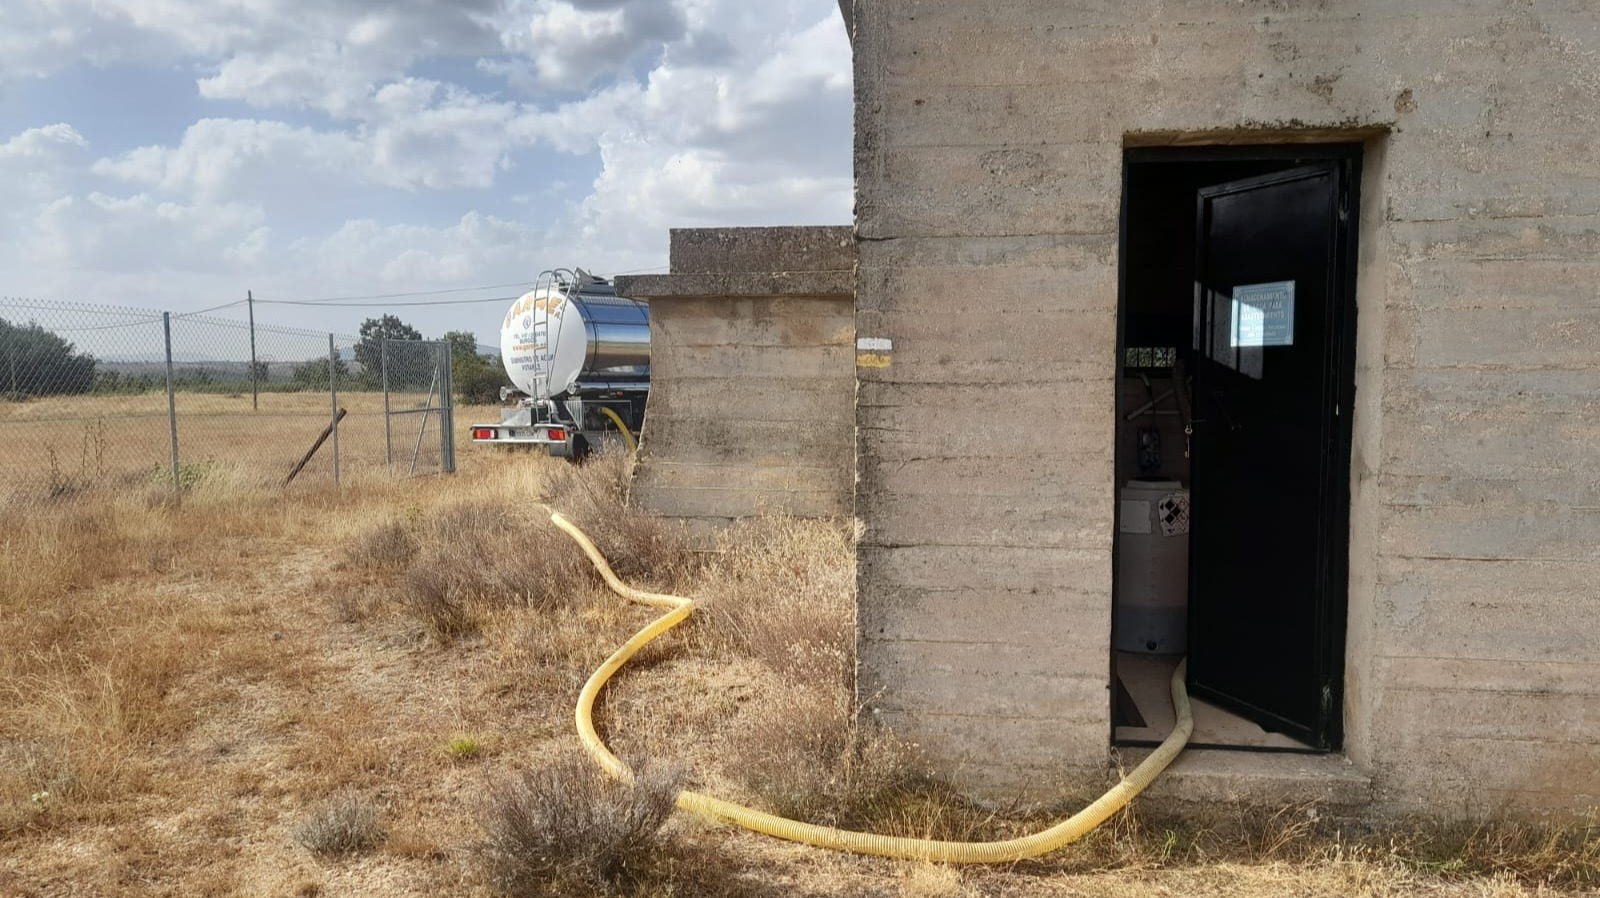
469 268 648 458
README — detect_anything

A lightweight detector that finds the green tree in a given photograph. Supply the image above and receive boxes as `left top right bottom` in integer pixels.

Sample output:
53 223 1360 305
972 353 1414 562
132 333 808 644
354 315 422 378
291 355 348 390
443 330 508 404
0 317 98 399
443 330 479 365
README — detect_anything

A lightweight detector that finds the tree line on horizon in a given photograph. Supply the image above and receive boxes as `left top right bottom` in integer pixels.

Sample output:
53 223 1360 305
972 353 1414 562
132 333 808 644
0 314 507 404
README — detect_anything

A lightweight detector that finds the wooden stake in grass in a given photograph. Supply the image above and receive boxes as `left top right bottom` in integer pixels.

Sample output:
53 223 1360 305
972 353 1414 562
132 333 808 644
284 407 347 486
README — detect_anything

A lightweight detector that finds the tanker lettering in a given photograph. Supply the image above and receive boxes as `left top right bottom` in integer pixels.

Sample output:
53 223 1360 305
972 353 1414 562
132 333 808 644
503 292 565 327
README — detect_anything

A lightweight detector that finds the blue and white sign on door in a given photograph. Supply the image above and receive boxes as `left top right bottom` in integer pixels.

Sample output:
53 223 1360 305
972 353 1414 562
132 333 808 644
1230 280 1295 347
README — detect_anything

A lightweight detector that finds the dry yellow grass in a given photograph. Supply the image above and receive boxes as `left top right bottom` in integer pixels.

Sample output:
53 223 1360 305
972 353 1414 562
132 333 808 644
0 390 501 497
0 442 1596 897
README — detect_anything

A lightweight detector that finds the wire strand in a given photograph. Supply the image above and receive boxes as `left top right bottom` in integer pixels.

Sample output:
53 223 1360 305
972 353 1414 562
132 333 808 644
254 295 522 308
173 300 249 318
267 282 533 304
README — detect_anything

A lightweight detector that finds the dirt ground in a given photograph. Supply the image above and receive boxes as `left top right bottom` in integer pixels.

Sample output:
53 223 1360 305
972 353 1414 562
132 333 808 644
0 447 1593 897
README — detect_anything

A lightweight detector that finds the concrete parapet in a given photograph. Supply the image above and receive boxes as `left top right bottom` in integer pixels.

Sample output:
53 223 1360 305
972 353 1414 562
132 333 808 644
616 227 856 527
667 225 855 275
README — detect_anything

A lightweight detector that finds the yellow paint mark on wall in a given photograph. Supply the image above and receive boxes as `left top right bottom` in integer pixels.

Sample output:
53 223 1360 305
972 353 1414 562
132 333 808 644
856 352 892 369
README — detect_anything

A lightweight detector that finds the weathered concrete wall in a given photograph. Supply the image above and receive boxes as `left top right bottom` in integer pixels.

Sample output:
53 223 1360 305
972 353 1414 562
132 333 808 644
617 227 855 526
854 1 1600 810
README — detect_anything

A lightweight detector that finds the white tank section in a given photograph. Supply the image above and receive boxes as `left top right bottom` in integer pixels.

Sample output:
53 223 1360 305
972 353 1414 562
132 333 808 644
499 271 649 402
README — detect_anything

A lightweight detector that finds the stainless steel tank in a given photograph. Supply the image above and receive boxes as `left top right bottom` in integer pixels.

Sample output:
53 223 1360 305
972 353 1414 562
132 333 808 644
499 273 650 401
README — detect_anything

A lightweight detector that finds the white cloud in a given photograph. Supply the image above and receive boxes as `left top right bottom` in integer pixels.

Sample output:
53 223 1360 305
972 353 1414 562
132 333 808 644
365 81 524 189
92 119 365 199
515 4 855 240
1 124 92 210
196 44 392 118
0 0 852 336
513 7 852 160
0 0 506 93
80 0 852 224
498 0 687 90
21 191 267 278
0 123 90 160
570 130 850 254
292 212 545 285
91 91 523 197
224 226 271 266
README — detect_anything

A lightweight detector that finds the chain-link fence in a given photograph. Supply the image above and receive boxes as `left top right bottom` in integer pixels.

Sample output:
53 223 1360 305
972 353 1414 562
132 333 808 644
0 298 459 501
379 339 455 477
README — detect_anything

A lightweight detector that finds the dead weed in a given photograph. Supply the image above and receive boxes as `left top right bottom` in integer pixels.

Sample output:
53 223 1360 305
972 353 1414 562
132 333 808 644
723 685 920 830
697 515 855 691
388 501 595 639
293 791 385 857
475 750 682 897
539 449 701 586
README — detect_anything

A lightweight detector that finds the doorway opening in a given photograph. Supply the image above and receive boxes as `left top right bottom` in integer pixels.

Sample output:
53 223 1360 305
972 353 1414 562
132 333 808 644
1111 144 1362 753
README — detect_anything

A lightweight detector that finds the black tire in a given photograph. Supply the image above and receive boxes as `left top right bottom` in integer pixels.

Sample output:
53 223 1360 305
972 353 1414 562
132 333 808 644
567 433 592 463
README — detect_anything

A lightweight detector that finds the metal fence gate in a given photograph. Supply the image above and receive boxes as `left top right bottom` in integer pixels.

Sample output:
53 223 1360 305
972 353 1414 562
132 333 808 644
381 339 455 476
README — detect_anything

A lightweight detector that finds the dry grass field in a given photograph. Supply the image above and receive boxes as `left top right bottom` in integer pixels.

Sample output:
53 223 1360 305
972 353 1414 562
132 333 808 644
0 391 501 498
1 441 1596 897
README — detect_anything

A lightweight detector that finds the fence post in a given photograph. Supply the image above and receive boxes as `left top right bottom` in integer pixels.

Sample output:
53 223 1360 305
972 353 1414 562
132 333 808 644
381 339 393 466
328 334 341 486
163 312 181 495
247 289 258 411
439 342 456 474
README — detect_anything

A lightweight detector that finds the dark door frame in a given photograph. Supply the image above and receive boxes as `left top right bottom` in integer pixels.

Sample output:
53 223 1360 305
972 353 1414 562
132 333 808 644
1111 142 1363 751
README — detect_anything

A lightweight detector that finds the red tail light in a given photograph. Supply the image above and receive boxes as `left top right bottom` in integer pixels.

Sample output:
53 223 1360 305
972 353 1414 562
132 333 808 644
548 427 567 441
472 428 496 440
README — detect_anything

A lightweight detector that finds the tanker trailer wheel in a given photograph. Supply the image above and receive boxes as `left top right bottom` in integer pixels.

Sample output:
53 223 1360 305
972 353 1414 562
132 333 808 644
568 433 592 463
549 432 591 462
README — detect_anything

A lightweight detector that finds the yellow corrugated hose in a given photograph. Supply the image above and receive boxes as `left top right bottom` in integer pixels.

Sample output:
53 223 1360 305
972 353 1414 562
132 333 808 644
593 407 637 453
552 511 1194 863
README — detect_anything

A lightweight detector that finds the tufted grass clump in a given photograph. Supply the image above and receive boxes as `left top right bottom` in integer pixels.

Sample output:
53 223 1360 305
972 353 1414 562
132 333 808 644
292 793 384 857
446 734 484 760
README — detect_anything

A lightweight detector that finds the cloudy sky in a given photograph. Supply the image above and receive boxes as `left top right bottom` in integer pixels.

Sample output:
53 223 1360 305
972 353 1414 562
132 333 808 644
0 0 853 346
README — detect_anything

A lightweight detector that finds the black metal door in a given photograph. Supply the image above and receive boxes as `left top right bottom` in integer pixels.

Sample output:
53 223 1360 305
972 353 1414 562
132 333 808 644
1188 163 1355 750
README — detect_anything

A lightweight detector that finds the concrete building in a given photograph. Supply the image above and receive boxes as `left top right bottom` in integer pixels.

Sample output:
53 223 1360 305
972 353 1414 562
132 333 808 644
848 1 1600 814
617 228 856 531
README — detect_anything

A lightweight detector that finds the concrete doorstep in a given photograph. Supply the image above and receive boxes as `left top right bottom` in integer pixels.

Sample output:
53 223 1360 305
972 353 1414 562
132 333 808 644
1118 747 1374 818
